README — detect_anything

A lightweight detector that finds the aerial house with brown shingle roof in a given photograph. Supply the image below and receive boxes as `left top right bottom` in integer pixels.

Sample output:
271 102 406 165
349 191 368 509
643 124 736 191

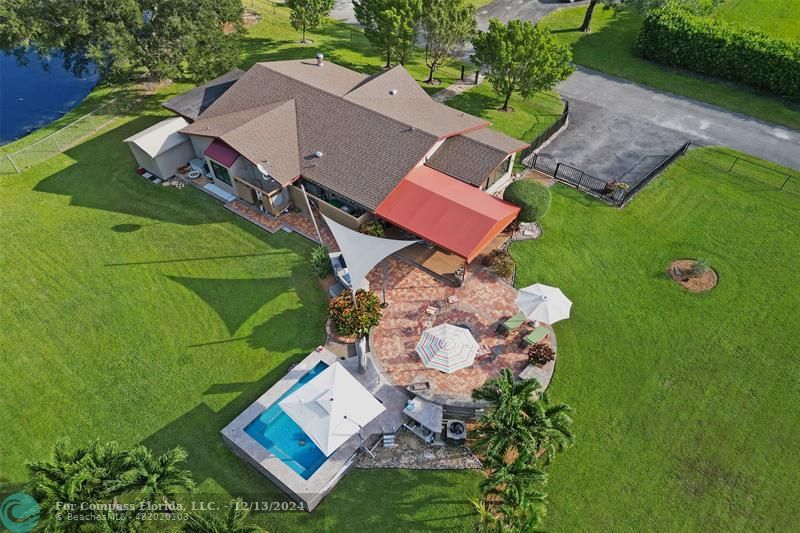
132 57 527 270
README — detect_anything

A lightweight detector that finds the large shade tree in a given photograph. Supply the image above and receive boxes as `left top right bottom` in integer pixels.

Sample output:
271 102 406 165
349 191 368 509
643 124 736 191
287 0 336 43
354 0 422 67
472 19 574 112
421 0 476 84
0 0 244 83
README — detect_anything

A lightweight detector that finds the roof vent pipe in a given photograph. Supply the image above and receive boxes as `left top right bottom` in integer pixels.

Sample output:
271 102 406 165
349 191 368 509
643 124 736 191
389 88 398 96
316 53 324 66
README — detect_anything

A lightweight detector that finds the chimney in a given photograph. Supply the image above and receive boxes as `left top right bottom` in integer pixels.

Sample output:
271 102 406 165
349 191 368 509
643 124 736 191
316 53 324 67
389 88 398 96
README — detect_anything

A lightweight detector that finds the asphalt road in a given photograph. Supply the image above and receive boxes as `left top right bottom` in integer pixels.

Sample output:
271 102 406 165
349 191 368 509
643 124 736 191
476 0 587 30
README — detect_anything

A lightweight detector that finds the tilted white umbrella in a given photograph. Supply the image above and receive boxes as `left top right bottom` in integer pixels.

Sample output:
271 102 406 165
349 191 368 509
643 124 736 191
416 324 479 374
515 283 572 324
279 363 385 457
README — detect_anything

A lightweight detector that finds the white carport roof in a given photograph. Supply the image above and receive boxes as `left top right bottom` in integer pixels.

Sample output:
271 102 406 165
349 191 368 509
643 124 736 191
278 363 385 457
321 214 416 292
124 116 189 158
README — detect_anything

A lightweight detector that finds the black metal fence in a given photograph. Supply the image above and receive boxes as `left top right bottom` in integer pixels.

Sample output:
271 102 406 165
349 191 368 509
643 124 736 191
684 142 800 195
525 142 691 207
519 101 570 162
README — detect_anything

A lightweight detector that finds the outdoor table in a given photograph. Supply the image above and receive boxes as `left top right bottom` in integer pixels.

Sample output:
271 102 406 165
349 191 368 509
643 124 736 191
403 396 443 433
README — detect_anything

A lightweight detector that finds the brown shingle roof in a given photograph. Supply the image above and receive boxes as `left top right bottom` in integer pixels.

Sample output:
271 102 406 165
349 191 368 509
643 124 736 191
425 128 529 186
344 66 488 137
161 69 244 120
180 101 301 186
197 62 437 209
171 60 525 207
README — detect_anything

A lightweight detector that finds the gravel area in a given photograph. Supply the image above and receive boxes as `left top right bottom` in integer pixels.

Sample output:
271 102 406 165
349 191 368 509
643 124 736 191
512 222 542 241
354 430 482 470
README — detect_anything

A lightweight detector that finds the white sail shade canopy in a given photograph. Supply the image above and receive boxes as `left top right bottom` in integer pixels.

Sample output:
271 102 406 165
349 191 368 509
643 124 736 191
279 363 385 457
321 215 416 293
515 283 572 324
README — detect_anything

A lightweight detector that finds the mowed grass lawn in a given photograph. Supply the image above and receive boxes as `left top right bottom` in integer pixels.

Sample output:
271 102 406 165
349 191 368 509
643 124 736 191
446 83 565 142
539 6 800 130
711 0 800 41
511 149 800 530
0 112 480 531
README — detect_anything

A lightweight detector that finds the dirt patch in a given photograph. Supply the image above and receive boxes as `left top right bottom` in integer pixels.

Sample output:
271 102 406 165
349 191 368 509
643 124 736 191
668 259 718 292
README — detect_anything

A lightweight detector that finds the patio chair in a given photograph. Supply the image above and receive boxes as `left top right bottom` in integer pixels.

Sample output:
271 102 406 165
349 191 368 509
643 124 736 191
496 312 526 336
519 326 549 348
383 432 396 449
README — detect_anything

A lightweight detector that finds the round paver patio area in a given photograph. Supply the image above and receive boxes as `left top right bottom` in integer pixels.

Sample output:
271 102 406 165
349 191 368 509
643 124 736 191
368 259 556 408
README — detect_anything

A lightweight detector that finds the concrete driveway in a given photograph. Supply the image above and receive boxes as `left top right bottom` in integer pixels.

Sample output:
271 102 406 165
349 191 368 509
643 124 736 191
543 68 800 181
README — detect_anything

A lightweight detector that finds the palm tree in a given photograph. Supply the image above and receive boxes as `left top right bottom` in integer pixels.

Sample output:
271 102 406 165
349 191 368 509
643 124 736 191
481 459 547 508
114 446 195 511
27 440 132 531
524 390 575 465
183 498 265 532
472 369 574 466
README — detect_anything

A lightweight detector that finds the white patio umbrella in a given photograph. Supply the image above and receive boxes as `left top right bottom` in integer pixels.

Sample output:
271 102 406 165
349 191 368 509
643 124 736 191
515 283 572 324
416 324 479 374
279 363 385 457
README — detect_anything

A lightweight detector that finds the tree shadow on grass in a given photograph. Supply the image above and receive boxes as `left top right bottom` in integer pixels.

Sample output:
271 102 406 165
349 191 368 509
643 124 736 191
167 275 297 335
33 115 230 225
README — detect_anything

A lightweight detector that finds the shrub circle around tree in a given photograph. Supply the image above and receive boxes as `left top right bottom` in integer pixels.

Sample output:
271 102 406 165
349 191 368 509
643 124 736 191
503 179 552 223
328 289 382 337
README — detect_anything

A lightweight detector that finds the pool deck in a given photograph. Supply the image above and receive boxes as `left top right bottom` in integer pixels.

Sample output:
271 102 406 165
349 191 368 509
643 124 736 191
221 347 408 511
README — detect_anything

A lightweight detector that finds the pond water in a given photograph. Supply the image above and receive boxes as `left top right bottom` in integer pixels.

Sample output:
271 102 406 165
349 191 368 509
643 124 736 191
0 51 99 146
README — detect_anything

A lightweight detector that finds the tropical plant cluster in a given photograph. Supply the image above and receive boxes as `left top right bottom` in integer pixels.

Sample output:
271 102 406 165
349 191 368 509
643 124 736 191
358 220 386 238
636 3 800 99
25 439 263 532
527 343 555 366
471 370 574 531
328 289 382 337
503 179 552 222
482 249 515 279
310 245 333 278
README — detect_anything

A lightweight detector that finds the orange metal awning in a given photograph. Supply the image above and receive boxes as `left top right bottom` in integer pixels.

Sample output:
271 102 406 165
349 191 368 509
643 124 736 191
375 166 520 263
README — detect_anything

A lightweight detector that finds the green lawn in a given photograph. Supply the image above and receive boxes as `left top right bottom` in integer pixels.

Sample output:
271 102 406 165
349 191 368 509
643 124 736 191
539 5 800 130
711 0 800 41
510 148 800 530
0 106 480 530
446 82 565 142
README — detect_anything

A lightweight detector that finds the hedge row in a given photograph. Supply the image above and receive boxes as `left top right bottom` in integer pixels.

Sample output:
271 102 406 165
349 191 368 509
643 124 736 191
635 5 800 100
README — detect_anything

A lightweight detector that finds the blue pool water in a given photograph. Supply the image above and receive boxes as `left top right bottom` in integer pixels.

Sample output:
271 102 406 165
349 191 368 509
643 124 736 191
245 362 329 479
0 51 99 145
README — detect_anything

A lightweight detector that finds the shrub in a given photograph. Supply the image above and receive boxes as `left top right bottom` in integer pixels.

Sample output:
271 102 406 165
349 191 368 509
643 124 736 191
310 245 332 278
503 180 551 222
328 289 382 337
687 258 710 277
359 220 385 238
527 343 555 366
482 249 515 279
636 4 800 99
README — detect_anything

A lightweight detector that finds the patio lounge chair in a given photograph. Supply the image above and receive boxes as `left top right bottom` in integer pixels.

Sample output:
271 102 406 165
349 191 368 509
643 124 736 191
519 326 549 347
497 312 526 335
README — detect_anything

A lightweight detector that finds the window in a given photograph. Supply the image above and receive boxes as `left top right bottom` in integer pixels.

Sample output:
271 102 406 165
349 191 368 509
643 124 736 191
485 156 512 190
209 160 232 186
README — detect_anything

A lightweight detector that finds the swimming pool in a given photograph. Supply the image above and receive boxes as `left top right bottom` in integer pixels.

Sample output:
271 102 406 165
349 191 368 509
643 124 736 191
245 361 328 479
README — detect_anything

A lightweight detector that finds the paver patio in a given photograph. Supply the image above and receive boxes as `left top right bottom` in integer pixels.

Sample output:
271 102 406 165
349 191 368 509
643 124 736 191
368 258 555 405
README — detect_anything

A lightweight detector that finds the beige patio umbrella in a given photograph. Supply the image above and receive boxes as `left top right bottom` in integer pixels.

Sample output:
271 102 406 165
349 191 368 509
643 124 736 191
515 283 572 324
416 324 479 373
